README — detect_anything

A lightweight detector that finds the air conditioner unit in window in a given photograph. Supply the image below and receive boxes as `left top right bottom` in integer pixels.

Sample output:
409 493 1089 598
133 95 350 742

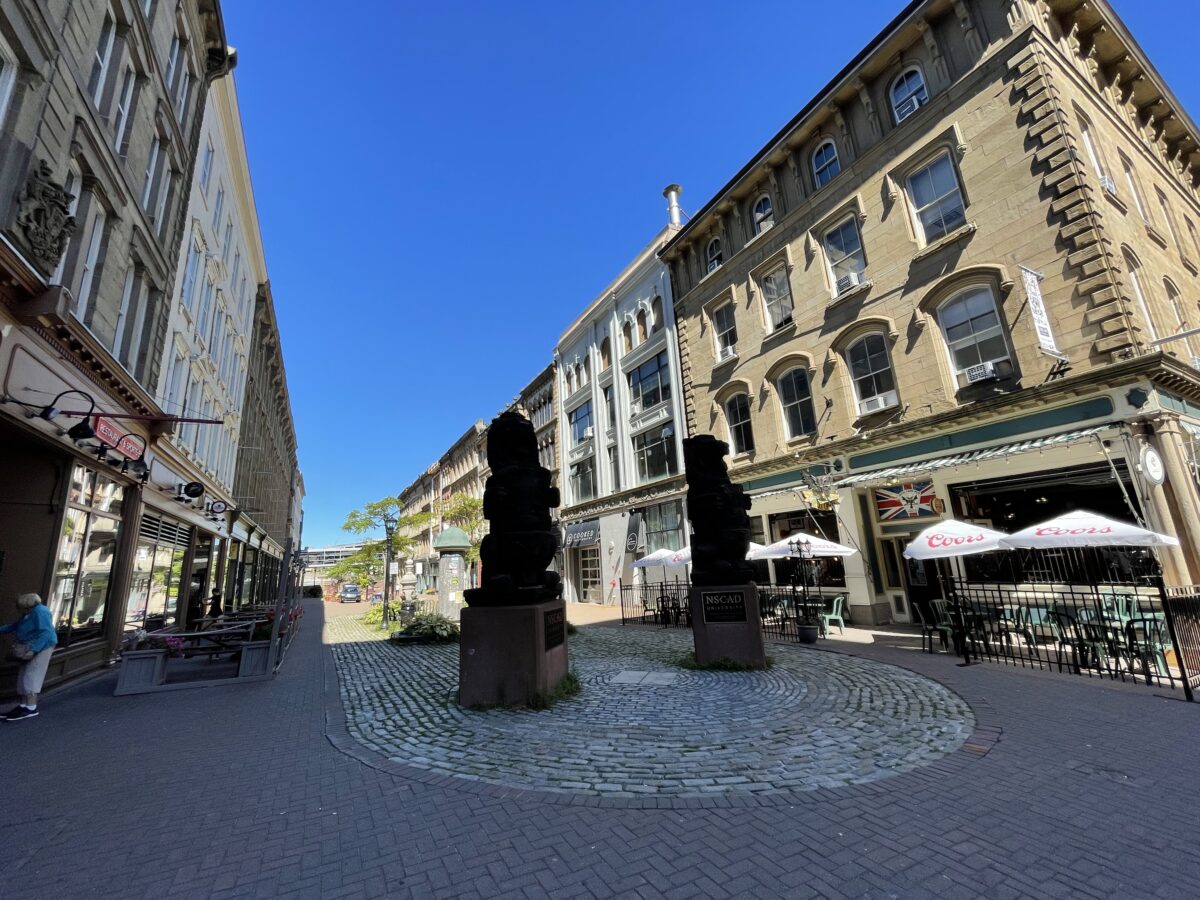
718 344 736 361
895 95 922 120
1099 174 1118 195
582 426 594 440
857 391 897 416
836 271 862 295
964 362 998 383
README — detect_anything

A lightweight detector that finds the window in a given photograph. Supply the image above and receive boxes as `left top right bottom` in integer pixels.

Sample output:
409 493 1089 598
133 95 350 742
569 457 596 503
636 309 648 342
1123 249 1156 340
48 465 124 647
1121 155 1149 221
74 207 107 321
825 217 866 293
113 269 149 375
222 218 234 262
164 346 186 411
175 70 191 121
937 286 1012 381
1156 189 1183 254
644 500 683 552
812 141 840 188
154 170 173 232
752 195 774 235
650 296 663 333
760 264 793 330
632 422 678 483
603 384 615 430
211 185 225 229
164 35 181 92
112 66 136 153
1164 280 1195 364
141 0 155 17
51 164 82 284
180 239 201 309
628 350 671 413
197 276 215 341
600 336 611 370
89 12 115 107
1078 113 1106 179
607 445 620 492
141 137 161 208
907 152 966 243
725 394 754 454
199 139 214 193
777 368 816 438
847 334 897 414
0 31 17 130
568 401 593 446
706 238 722 273
621 322 633 354
576 546 600 601
891 68 928 123
1187 217 1200 263
713 303 737 359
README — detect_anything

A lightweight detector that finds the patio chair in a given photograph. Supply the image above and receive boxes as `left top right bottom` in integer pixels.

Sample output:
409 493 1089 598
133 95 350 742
641 595 660 626
1125 617 1172 685
820 595 847 636
917 601 955 653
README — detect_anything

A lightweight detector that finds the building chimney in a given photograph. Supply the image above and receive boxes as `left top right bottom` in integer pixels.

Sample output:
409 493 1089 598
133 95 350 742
663 184 683 227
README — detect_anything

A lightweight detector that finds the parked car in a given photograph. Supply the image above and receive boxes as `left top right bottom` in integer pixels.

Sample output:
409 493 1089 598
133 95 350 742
339 585 361 603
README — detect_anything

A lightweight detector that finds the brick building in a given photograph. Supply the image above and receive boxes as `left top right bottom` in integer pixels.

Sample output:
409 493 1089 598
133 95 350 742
661 0 1200 623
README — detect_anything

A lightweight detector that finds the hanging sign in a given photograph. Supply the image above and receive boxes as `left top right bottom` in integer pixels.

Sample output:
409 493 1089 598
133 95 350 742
624 512 643 554
94 416 143 458
1140 445 1166 485
1020 266 1063 358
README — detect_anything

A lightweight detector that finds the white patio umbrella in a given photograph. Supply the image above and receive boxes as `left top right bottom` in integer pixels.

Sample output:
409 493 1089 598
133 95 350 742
632 547 677 583
666 546 691 566
748 532 858 559
999 510 1180 549
904 519 1010 559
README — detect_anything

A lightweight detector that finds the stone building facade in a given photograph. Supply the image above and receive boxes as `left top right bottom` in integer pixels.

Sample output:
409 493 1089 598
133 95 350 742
661 0 1200 623
0 0 237 686
557 219 688 605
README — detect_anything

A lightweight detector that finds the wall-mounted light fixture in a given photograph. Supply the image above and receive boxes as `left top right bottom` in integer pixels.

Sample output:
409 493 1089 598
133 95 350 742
115 433 150 482
34 390 97 442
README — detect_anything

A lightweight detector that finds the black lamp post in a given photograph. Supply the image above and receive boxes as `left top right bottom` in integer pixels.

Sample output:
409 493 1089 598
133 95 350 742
788 537 813 635
382 514 397 630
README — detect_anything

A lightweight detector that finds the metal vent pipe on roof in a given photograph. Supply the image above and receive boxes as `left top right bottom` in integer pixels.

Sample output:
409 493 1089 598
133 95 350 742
663 184 683 226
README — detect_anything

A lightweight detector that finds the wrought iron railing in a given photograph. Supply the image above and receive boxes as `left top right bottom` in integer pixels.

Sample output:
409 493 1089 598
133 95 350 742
1163 585 1200 702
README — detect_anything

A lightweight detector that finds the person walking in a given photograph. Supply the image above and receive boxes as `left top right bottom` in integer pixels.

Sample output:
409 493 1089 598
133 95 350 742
1 593 58 721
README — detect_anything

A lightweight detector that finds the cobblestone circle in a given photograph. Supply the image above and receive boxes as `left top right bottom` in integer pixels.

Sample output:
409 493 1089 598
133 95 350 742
328 616 974 798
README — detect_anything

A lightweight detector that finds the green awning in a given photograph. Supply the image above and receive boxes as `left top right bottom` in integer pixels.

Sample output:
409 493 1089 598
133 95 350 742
834 425 1111 489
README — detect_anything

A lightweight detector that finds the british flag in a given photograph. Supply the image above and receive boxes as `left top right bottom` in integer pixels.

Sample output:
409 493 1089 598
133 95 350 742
875 481 937 520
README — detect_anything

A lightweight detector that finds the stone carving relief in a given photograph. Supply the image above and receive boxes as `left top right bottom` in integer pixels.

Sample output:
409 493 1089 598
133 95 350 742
16 161 77 276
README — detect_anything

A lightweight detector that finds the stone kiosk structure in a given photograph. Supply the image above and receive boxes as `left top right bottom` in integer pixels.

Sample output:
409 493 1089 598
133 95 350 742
460 413 568 707
433 526 472 621
684 436 766 669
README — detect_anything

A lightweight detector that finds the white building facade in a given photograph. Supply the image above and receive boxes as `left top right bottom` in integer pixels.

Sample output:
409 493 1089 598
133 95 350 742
556 195 690 604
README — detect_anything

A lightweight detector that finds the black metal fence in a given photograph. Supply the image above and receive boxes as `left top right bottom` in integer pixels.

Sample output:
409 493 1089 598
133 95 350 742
941 576 1198 696
1163 586 1200 702
619 583 847 644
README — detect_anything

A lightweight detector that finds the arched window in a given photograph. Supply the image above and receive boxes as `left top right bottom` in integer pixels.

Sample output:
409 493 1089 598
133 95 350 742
582 356 590 384
706 238 723 273
812 140 840 188
650 296 663 333
777 368 816 438
752 194 774 235
725 393 755 455
846 334 897 415
937 285 1012 383
1122 249 1157 340
1164 278 1195 363
600 336 611 370
890 68 928 123
636 309 648 342
622 321 633 354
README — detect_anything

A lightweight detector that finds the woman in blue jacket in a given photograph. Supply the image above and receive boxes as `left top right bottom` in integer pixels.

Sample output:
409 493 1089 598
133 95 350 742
1 593 58 721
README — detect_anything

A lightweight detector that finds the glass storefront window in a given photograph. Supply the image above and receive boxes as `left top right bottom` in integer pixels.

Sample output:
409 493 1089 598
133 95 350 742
577 547 601 603
127 540 154 630
644 500 683 552
49 465 124 646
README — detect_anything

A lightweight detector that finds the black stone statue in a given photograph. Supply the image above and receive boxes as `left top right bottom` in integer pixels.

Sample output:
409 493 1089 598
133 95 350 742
683 435 755 587
464 411 562 607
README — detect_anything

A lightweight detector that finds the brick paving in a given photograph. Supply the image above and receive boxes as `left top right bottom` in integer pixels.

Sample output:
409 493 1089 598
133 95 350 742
1 600 1199 898
330 616 973 797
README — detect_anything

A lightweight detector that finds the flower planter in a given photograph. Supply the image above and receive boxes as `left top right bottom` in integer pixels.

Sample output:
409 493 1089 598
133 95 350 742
237 640 272 678
796 624 820 645
115 649 168 695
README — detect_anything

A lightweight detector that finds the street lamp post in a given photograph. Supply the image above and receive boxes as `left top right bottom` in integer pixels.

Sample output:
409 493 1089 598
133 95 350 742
382 514 397 630
787 537 813 636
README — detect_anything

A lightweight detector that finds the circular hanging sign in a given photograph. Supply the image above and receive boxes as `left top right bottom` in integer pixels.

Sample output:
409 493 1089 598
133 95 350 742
183 481 205 499
209 500 228 514
1141 445 1166 485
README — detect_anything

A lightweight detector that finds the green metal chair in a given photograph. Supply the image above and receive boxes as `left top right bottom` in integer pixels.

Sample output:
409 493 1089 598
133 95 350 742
820 595 847 636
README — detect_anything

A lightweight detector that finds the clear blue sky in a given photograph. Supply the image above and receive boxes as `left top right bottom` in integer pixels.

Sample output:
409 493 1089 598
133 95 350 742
221 0 1199 549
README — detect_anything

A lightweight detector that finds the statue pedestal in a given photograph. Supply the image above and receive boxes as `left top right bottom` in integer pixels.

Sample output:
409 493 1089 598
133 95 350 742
459 599 569 707
689 585 766 669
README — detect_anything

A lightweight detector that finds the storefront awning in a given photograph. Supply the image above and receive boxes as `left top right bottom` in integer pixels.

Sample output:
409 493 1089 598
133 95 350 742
563 518 600 549
834 425 1110 489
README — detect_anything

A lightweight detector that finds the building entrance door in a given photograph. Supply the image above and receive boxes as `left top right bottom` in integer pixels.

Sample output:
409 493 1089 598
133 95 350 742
901 554 943 627
576 547 601 603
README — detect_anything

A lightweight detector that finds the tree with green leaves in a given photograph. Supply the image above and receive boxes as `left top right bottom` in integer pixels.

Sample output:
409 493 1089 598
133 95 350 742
342 496 432 561
442 492 485 564
325 546 383 596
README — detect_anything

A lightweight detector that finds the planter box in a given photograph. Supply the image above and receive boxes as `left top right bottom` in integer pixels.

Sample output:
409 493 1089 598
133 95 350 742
237 640 272 678
115 649 167 695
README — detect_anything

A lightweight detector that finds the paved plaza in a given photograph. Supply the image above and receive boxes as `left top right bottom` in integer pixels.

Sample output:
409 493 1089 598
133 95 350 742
2 600 1200 898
